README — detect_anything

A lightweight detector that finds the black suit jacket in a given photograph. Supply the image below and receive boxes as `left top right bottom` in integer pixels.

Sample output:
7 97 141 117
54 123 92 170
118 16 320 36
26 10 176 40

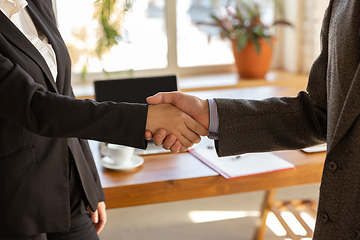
214 0 360 239
0 0 148 236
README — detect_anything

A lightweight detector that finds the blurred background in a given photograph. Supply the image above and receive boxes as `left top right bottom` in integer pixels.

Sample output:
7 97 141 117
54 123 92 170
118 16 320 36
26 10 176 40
54 0 329 83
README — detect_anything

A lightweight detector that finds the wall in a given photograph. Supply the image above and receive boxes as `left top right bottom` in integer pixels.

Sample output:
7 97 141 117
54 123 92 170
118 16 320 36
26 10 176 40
275 0 329 74
301 0 329 73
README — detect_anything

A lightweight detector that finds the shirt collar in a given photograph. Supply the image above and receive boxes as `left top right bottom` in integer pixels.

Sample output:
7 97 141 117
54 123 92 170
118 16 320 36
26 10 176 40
0 0 28 18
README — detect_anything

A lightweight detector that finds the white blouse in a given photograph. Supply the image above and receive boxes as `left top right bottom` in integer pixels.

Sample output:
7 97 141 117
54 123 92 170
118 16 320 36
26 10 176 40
0 0 58 81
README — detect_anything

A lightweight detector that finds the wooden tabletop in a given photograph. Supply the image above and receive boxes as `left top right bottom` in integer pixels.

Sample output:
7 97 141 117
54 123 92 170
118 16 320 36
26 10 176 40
90 84 326 209
92 142 325 209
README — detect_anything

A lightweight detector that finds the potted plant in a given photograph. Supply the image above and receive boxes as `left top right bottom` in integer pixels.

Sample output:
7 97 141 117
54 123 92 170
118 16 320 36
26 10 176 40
197 0 292 79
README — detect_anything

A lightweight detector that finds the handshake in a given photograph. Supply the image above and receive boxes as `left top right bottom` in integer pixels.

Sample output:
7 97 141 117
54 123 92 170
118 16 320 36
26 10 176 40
145 91 210 153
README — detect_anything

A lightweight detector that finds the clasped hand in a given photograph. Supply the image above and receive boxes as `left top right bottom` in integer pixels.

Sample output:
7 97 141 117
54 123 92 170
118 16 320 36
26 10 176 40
145 92 210 153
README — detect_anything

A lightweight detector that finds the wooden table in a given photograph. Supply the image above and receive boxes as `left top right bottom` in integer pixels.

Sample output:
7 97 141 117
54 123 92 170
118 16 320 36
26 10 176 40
91 143 325 209
89 84 326 239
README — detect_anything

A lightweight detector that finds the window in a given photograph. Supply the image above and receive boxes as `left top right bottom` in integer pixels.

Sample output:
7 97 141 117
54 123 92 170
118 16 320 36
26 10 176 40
56 1 167 75
176 0 234 68
54 0 235 82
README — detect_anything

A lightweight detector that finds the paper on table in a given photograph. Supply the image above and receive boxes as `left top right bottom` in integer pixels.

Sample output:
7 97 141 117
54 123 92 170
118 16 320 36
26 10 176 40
189 148 295 179
302 143 327 153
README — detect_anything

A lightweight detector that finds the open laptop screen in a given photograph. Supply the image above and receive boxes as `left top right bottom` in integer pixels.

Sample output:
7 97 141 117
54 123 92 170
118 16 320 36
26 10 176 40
94 75 178 104
93 75 178 155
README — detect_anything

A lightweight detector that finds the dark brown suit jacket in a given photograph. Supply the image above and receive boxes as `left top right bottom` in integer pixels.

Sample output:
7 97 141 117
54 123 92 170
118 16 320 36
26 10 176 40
215 0 360 239
0 0 148 236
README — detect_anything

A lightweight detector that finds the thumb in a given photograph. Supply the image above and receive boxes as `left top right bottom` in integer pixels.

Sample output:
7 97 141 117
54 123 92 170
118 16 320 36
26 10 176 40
146 92 165 105
91 210 99 224
145 130 153 140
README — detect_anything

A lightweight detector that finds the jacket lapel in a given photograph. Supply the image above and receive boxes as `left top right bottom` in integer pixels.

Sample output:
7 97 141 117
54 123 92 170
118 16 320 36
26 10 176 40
328 66 360 152
26 0 66 94
0 7 59 93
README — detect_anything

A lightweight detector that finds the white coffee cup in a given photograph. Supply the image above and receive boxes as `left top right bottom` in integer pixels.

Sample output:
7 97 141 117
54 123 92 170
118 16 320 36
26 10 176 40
102 144 134 166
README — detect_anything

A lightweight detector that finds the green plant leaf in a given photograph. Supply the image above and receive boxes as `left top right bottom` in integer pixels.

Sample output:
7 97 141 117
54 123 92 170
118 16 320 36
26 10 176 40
251 37 261 55
194 0 292 55
236 0 256 19
237 33 249 50
81 64 88 81
263 36 273 47
93 0 132 59
210 14 229 31
252 25 265 37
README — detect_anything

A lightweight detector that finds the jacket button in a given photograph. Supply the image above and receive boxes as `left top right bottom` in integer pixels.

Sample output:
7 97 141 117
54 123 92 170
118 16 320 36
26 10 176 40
328 161 338 172
320 213 329 223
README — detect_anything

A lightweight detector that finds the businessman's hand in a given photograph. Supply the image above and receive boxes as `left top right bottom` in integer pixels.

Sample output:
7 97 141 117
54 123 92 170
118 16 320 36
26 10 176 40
146 103 208 150
147 92 210 128
145 92 210 152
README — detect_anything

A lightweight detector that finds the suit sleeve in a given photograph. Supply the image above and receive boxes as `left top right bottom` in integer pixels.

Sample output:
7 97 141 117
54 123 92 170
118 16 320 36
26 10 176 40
214 90 327 157
0 54 148 149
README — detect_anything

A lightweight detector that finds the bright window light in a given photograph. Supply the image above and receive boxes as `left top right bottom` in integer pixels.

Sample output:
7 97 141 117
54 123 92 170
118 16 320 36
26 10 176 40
176 0 234 68
267 211 315 238
188 210 260 223
281 212 307 236
56 0 167 74
300 212 316 230
266 212 286 236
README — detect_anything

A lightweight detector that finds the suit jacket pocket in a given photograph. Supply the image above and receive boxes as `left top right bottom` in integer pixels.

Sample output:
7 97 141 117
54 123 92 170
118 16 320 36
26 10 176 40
0 145 35 178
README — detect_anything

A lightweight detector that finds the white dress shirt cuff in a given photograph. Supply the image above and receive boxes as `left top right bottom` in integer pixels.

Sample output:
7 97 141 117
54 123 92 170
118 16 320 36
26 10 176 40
207 99 219 140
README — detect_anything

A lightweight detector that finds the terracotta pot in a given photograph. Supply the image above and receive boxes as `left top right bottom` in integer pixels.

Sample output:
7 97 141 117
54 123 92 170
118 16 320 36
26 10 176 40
231 38 275 79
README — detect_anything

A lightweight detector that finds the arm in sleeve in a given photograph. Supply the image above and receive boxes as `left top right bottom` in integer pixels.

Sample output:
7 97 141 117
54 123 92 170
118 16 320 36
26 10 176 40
214 91 327 157
0 54 148 149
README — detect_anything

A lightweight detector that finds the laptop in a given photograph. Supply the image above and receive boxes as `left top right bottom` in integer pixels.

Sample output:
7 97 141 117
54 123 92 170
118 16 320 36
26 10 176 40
94 74 179 155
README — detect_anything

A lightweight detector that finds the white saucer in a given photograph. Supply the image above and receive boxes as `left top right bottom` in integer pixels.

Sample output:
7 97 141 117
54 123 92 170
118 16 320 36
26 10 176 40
101 155 144 170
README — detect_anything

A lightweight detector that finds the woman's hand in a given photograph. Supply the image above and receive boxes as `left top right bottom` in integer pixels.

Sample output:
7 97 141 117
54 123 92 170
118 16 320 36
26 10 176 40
90 201 107 234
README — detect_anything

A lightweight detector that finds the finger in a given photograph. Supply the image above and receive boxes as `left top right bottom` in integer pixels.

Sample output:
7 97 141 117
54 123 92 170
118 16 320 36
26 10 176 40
96 211 107 234
146 92 179 105
169 139 181 153
162 134 177 150
91 210 99 225
173 120 200 149
177 133 194 149
178 143 189 152
182 129 201 146
146 92 165 105
185 116 209 137
145 130 153 140
96 202 107 234
96 220 106 234
180 116 207 145
152 129 167 146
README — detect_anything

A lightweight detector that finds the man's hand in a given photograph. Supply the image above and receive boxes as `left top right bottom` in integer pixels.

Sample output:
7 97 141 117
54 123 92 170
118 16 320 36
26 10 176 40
145 92 210 152
147 92 209 128
90 201 107 234
146 103 208 150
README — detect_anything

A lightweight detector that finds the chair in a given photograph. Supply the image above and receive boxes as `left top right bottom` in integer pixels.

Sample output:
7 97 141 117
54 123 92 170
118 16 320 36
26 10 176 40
254 189 318 240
